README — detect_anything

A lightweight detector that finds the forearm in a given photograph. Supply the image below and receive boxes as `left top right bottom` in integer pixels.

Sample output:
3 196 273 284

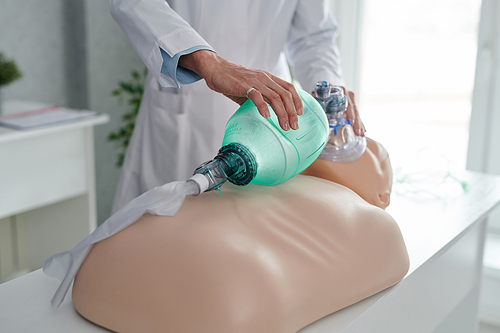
109 0 213 87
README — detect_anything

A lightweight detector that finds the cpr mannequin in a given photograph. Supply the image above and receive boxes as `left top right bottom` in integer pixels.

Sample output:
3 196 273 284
72 138 408 333
302 138 392 209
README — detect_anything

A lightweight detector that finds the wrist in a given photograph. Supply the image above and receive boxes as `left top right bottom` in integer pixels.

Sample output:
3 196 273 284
179 50 218 78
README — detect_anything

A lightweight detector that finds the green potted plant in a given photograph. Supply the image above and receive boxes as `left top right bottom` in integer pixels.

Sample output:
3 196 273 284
108 68 147 167
0 52 23 114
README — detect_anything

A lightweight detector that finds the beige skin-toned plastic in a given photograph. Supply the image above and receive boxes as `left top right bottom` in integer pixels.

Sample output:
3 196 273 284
72 155 409 333
302 138 393 209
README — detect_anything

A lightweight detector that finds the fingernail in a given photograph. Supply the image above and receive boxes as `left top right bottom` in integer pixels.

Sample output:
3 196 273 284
298 107 303 116
292 121 299 130
264 110 271 118
284 122 290 131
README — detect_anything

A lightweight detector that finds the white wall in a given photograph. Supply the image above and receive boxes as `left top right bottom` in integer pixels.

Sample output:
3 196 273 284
0 0 66 105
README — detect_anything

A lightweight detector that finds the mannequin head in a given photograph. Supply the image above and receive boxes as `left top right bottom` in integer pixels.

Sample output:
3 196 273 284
72 176 408 333
301 138 392 209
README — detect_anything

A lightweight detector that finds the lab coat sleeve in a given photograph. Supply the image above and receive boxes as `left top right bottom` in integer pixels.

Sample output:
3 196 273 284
285 0 344 93
160 45 213 86
109 0 215 87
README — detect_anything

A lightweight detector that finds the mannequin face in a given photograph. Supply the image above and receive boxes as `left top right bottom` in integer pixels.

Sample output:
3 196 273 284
301 138 392 209
72 176 408 333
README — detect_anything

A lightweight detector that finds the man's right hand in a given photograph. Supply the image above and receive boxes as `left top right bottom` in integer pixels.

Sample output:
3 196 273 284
179 50 303 131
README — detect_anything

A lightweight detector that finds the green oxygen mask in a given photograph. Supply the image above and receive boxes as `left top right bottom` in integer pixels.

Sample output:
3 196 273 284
189 88 329 194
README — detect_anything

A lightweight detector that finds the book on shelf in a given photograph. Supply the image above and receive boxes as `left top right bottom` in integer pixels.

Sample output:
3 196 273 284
0 105 98 130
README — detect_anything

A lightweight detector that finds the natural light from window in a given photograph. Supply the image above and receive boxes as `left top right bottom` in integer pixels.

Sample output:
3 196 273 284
358 0 482 177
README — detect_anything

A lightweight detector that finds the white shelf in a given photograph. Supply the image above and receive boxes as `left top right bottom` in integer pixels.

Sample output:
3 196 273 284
0 100 108 144
0 99 109 278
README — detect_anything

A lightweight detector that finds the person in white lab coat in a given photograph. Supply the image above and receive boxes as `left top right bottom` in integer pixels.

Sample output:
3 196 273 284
109 0 366 212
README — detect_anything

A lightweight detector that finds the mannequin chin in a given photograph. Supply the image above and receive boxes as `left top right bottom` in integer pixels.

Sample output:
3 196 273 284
302 138 393 209
72 171 408 333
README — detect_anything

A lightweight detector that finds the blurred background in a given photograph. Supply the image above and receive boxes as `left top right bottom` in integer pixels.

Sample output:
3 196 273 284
358 0 479 172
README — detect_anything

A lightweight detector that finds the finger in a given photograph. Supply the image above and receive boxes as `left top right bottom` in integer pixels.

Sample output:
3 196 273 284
347 103 365 136
268 85 299 130
258 85 292 131
246 88 271 119
270 74 303 116
350 97 366 136
258 83 302 131
249 71 298 131
345 91 356 124
258 74 299 130
346 91 366 137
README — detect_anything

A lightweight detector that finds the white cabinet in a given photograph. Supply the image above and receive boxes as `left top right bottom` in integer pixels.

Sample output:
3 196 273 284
0 100 108 280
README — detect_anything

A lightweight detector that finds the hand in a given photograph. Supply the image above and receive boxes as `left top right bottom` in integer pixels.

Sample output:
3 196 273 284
179 50 303 131
344 88 366 137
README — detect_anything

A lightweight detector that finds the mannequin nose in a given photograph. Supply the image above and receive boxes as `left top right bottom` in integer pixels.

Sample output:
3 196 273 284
376 190 391 209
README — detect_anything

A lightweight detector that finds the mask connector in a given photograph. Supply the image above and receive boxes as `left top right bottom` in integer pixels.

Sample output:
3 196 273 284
314 81 366 163
192 143 258 194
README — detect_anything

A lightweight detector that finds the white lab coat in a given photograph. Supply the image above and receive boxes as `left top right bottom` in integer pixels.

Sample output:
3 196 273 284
110 0 344 212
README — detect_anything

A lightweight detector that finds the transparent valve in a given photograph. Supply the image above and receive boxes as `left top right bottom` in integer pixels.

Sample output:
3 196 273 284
191 143 257 193
314 81 366 163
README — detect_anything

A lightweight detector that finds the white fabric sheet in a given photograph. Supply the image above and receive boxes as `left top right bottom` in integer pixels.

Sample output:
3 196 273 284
43 180 198 308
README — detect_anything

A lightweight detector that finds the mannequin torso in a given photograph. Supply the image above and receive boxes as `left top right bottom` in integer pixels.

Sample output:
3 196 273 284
73 172 408 333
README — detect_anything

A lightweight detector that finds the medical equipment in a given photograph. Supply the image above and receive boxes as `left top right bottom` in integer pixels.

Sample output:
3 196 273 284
44 88 328 307
189 88 329 193
110 1 344 211
314 81 366 162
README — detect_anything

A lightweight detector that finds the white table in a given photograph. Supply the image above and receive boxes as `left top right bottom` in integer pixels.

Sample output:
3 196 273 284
0 100 108 280
1 170 500 333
